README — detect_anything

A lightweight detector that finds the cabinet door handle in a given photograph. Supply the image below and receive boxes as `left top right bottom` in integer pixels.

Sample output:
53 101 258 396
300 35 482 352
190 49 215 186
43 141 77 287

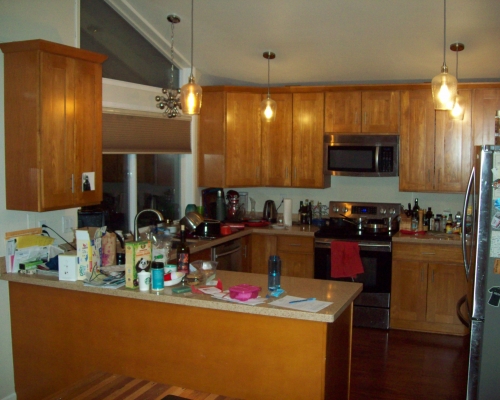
71 174 74 193
285 167 288 178
420 267 424 282
287 243 302 247
294 167 297 180
421 252 435 255
363 112 367 125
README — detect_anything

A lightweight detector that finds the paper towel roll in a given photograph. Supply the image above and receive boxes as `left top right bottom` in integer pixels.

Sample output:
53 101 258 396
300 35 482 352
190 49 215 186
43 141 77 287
284 198 293 227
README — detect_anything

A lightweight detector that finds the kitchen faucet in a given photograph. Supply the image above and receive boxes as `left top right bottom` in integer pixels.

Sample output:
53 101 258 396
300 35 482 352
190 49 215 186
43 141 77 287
134 209 164 241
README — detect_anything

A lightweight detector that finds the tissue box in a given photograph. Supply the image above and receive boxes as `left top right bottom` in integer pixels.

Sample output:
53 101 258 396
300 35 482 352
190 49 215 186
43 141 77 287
76 227 106 276
125 241 152 289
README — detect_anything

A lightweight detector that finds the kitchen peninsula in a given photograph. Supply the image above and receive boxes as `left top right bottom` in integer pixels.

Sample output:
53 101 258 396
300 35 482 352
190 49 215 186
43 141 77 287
1 257 361 400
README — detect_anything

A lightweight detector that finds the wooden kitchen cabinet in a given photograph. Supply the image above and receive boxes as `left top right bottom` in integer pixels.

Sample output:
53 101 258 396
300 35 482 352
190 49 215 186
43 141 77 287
472 89 500 146
399 90 472 193
250 233 314 278
0 40 107 211
198 90 261 187
391 242 468 335
261 93 293 187
241 234 252 272
277 235 314 278
292 93 330 188
324 90 400 133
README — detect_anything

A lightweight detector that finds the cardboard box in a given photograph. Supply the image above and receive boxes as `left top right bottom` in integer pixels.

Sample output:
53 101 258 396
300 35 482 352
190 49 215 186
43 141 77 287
76 227 106 277
125 240 152 289
58 250 85 281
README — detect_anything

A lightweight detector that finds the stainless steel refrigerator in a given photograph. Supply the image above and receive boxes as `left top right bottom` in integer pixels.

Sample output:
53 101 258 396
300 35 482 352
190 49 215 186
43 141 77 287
460 145 500 400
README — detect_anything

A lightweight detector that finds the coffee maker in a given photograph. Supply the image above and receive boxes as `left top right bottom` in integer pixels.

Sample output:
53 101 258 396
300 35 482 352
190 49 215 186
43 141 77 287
201 188 223 219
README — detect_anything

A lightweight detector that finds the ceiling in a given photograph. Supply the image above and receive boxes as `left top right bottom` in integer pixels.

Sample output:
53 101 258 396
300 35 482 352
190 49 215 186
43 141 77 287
103 0 500 88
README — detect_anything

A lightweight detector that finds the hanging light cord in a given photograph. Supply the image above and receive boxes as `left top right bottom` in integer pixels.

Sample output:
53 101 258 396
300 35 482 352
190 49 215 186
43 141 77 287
455 45 459 81
442 0 447 68
190 0 194 78
267 55 271 98
170 20 175 89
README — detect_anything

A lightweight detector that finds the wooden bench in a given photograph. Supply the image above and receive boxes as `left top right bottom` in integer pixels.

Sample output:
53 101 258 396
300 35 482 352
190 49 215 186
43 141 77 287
43 371 240 400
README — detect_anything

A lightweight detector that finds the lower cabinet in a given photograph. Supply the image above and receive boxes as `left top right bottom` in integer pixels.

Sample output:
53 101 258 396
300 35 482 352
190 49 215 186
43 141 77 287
391 242 468 335
250 234 314 278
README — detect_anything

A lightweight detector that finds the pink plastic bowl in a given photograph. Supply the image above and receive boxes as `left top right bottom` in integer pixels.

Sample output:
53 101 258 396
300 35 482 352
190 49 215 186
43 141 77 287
228 284 261 301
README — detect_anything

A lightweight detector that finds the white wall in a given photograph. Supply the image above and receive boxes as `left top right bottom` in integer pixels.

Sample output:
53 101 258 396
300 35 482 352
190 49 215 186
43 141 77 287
0 1 81 399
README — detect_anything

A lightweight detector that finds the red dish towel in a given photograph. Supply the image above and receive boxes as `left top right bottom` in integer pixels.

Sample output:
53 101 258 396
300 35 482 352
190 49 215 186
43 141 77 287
331 241 364 278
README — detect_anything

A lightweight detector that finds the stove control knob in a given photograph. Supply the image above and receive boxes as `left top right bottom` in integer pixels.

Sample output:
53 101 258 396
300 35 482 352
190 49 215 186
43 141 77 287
332 206 339 213
389 208 396 215
342 207 348 213
380 208 387 215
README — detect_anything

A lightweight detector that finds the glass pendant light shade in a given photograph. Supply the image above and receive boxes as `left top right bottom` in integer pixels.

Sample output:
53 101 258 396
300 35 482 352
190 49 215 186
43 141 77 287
261 96 277 122
261 51 277 123
432 66 457 110
451 92 465 120
181 76 202 114
180 0 202 115
431 0 457 111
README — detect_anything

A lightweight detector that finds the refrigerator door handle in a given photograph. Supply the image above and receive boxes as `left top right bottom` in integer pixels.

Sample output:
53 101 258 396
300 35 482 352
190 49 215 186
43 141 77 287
456 294 470 328
462 167 475 280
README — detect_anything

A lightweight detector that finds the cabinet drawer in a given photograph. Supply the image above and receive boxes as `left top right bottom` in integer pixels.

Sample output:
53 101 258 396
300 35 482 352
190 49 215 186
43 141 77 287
277 236 313 254
393 243 462 264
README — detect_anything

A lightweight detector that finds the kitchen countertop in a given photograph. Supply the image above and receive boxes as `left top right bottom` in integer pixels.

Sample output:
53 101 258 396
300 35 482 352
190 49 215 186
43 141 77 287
0 256 360 323
392 231 463 246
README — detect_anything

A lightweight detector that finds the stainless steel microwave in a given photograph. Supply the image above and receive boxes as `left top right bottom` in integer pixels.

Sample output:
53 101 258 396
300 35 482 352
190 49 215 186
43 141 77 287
323 134 399 177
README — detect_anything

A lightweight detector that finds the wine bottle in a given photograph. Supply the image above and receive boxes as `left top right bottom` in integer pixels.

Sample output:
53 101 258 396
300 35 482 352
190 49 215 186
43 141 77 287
177 224 190 273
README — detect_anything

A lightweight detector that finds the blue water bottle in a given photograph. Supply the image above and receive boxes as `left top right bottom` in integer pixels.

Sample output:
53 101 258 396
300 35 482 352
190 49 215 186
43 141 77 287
151 262 164 291
268 255 281 292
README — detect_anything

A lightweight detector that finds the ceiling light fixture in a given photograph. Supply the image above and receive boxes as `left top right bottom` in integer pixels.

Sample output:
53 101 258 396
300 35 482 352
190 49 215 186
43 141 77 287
450 42 465 120
261 51 277 123
180 0 202 115
431 0 457 110
156 14 182 118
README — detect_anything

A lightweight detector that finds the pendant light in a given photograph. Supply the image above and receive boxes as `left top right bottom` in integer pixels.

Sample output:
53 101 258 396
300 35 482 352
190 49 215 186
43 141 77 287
431 0 457 110
450 42 465 120
180 0 202 115
261 51 277 123
156 15 182 118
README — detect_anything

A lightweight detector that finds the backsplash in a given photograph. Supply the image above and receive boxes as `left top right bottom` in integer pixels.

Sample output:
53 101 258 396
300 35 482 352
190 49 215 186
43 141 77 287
228 176 464 220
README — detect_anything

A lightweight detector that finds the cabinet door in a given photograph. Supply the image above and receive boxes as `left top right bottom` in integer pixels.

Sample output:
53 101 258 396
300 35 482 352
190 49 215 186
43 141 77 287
399 90 435 192
40 53 76 210
261 93 293 186
73 57 103 207
250 234 276 274
434 90 472 192
198 91 225 187
292 93 326 188
279 252 314 278
361 91 400 133
426 263 467 326
391 259 427 323
324 91 361 133
225 93 262 186
472 89 500 146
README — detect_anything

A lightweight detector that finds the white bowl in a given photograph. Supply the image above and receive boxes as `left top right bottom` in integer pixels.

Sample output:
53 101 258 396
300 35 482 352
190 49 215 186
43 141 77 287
164 271 185 286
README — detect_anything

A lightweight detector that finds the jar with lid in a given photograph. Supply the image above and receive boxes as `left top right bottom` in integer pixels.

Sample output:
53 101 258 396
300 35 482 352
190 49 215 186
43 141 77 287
434 214 442 232
445 214 453 234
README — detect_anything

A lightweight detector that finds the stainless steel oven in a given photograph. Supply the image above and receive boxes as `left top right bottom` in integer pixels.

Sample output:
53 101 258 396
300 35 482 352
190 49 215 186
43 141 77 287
314 201 401 329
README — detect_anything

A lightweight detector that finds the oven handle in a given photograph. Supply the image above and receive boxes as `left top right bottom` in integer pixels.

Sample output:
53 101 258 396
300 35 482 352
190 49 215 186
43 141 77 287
314 240 391 252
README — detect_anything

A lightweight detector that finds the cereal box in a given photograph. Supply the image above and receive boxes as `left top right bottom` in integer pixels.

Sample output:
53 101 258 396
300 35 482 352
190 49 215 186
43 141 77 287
125 240 152 289
76 227 106 277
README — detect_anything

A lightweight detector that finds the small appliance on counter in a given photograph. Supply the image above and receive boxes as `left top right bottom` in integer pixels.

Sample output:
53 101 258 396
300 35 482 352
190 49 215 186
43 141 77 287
226 190 245 221
201 187 224 219
263 200 277 223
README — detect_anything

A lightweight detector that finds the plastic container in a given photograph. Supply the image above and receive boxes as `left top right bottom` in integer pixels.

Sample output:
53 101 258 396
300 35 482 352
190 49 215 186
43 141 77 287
228 284 261 301
151 261 164 291
189 260 218 283
268 255 281 291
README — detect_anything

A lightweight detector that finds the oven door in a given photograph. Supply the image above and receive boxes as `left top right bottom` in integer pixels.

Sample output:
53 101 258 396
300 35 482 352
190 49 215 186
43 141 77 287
314 237 392 328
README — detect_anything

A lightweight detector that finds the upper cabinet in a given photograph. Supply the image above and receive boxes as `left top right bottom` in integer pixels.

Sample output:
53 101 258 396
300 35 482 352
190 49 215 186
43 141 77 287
399 90 472 193
325 90 400 133
472 89 500 146
0 39 107 211
198 88 330 188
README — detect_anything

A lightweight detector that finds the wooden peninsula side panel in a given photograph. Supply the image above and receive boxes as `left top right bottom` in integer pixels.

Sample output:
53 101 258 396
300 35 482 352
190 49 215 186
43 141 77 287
10 282 353 400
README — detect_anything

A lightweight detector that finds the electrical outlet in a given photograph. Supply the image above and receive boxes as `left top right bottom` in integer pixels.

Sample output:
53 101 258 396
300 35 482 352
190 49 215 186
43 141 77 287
38 219 47 228
62 216 74 233
280 193 287 201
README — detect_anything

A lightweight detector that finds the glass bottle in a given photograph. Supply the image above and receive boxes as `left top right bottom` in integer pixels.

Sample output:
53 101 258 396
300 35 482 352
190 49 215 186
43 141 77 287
268 255 281 292
424 207 433 231
445 214 453 234
176 224 190 273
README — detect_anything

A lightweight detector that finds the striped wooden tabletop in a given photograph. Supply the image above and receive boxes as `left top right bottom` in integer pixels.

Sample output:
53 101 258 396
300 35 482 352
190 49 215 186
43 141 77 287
43 371 241 400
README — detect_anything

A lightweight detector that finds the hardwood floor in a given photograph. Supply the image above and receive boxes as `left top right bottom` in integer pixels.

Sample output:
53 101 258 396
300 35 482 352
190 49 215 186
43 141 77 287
350 328 470 400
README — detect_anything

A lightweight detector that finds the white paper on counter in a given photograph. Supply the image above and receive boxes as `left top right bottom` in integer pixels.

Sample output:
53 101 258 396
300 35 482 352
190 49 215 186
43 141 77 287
284 198 292 227
211 291 267 306
269 295 333 312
